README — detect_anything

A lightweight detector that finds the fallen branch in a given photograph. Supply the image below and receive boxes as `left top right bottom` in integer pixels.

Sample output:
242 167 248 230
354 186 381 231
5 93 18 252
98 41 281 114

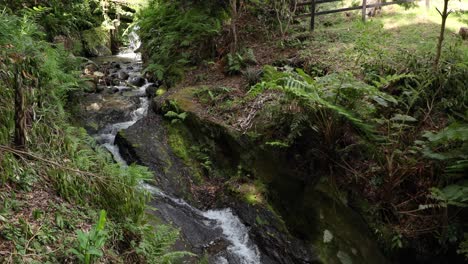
0 145 130 188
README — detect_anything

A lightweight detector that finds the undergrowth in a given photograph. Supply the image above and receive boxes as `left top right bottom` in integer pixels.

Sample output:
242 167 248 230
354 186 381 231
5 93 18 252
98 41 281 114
0 12 186 263
138 0 226 87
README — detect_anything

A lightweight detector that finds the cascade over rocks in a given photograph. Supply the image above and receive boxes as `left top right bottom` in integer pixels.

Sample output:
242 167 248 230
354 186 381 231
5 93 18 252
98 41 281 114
114 86 390 264
129 76 146 86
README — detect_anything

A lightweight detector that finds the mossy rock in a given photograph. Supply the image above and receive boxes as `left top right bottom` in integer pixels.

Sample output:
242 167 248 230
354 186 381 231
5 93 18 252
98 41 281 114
155 86 390 264
82 26 111 57
279 181 390 264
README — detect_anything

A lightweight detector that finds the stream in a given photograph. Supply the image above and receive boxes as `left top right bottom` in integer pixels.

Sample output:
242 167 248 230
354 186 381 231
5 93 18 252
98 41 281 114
89 50 262 263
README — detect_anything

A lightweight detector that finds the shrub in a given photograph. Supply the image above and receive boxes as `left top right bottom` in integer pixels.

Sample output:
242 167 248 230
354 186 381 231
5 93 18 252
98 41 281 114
138 0 225 86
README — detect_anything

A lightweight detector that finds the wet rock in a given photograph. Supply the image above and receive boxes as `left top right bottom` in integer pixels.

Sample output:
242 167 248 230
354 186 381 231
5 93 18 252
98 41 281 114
91 45 112 57
96 85 106 93
84 63 98 75
128 76 146 87
83 80 97 93
72 93 138 134
118 71 129 80
110 62 121 69
152 86 391 264
115 113 193 198
145 84 158 98
93 71 105 77
231 202 318 264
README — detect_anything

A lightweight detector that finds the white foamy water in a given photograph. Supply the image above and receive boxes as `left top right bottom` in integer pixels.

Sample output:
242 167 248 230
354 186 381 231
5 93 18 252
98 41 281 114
95 50 262 263
203 209 261 264
98 83 151 164
142 185 262 263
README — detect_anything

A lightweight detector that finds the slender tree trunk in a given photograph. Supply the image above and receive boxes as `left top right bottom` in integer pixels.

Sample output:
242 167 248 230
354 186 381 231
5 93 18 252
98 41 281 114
230 0 239 53
14 67 26 149
434 0 450 70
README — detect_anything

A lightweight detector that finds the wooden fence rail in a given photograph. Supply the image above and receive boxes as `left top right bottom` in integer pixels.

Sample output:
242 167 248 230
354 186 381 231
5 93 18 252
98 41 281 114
295 0 417 31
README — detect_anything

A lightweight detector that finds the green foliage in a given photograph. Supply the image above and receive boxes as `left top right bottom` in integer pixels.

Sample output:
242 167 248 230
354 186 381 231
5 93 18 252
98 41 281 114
69 210 108 264
249 65 396 140
138 0 225 86
459 234 468 260
6 0 103 40
132 224 194 263
164 100 187 124
0 13 184 263
423 122 468 176
429 184 468 208
226 48 257 75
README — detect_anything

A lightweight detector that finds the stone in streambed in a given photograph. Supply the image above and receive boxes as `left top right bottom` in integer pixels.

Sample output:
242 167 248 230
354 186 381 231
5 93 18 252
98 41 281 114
145 84 165 98
83 80 97 93
128 76 146 87
118 71 129 80
110 62 121 69
72 93 139 134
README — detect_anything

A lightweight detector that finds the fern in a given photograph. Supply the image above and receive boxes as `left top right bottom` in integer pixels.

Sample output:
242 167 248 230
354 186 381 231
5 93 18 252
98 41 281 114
138 0 224 86
249 66 394 137
423 122 468 175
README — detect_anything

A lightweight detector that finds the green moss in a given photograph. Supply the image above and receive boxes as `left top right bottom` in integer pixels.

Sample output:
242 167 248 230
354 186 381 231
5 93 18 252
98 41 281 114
255 215 268 226
167 87 199 113
167 124 190 162
166 123 204 184
82 26 111 56
156 88 167 96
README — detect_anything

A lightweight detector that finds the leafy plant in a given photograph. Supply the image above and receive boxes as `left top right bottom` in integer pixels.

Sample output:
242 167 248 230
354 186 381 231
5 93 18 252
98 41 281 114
138 0 224 86
164 100 187 124
423 122 468 176
70 210 108 264
226 48 257 75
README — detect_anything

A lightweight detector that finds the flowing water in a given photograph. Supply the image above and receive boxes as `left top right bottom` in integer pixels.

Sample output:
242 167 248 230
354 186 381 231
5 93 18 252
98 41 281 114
91 47 261 263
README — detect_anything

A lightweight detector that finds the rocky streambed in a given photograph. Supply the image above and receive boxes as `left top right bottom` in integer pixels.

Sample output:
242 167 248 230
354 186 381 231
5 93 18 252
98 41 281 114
72 51 390 264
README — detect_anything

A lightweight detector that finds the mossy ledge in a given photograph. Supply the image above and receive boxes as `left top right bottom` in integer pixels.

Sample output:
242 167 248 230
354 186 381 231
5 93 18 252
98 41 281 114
150 86 390 264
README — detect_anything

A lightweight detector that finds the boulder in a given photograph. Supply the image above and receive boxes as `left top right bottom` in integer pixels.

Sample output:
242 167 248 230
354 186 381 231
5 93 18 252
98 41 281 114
110 62 121 69
118 71 129 80
128 76 146 87
84 63 98 75
83 80 97 93
72 93 138 134
145 84 161 98
93 71 105 77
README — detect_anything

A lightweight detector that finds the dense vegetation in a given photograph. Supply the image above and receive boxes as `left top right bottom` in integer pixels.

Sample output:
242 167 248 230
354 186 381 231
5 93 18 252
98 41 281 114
0 0 467 263
137 0 467 262
0 3 185 263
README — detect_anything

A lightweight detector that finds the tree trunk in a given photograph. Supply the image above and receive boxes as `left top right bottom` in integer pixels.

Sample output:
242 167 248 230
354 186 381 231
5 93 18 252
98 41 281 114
230 0 239 53
434 0 450 70
14 67 26 149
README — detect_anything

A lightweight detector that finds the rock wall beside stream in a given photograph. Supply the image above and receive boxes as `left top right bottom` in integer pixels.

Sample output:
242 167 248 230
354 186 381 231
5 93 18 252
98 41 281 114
114 85 390 264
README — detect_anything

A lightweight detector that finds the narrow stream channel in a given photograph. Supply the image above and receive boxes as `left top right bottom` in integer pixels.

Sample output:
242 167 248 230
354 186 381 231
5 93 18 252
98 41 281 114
91 47 261 263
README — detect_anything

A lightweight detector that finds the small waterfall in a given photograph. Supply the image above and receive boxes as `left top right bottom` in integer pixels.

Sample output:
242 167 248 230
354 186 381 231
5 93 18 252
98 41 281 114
94 52 262 264
97 83 150 164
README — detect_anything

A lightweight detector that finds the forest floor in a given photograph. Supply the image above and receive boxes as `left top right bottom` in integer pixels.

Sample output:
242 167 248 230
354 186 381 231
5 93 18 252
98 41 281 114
175 3 467 129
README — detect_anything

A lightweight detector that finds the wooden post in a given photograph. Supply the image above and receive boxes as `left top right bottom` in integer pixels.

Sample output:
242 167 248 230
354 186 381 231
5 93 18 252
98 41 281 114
310 0 316 31
362 0 367 22
425 0 430 10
